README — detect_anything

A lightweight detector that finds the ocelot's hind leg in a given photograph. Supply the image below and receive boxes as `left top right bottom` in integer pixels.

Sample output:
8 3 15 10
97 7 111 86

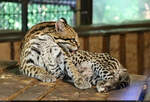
20 65 56 82
64 57 92 89
74 75 92 89
96 78 118 93
96 68 119 93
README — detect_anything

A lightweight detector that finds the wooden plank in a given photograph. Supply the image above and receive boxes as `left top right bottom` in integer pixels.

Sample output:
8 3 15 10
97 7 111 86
35 82 56 100
42 81 80 100
75 22 150 32
137 32 145 74
0 61 147 101
89 35 103 53
119 34 126 68
13 82 55 100
126 33 138 74
0 43 11 60
6 79 38 101
110 35 120 61
43 75 146 101
0 73 35 100
42 81 108 100
83 36 89 51
107 75 146 100
0 73 147 101
102 35 110 53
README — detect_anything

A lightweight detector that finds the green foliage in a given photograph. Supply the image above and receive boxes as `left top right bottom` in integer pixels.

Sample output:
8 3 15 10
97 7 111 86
93 0 150 25
28 4 74 28
0 2 74 30
0 2 21 30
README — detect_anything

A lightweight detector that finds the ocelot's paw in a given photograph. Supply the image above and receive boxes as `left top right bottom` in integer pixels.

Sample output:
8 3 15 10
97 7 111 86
39 74 56 83
96 85 109 93
74 77 91 89
96 81 109 93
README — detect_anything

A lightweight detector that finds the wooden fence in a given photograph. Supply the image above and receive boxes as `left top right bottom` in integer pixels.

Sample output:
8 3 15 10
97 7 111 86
0 22 150 75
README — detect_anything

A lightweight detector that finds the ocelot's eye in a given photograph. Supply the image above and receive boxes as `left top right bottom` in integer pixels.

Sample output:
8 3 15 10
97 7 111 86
71 39 76 43
72 41 76 44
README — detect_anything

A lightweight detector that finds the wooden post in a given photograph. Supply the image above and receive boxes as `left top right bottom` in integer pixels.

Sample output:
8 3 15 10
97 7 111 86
79 0 92 51
10 42 14 60
137 32 145 75
119 34 126 68
22 0 28 32
102 35 110 53
80 0 92 25
83 36 89 51
75 0 81 26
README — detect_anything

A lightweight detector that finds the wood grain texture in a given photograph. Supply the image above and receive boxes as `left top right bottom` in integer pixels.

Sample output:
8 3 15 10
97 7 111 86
42 81 108 100
137 32 145 74
119 34 126 68
144 32 150 75
0 61 147 101
110 35 120 62
89 35 103 53
126 33 138 74
0 73 35 100
14 41 21 62
83 36 90 51
79 37 84 50
0 43 11 60
102 35 110 53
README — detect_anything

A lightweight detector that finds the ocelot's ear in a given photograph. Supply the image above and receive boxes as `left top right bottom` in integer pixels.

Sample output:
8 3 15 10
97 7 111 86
55 18 67 32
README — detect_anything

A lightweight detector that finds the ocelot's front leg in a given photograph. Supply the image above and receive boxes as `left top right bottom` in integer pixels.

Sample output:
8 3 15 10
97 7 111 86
19 37 58 83
65 57 92 89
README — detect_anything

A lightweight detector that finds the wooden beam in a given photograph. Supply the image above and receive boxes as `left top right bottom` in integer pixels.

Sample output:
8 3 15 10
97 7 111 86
0 0 21 3
80 0 92 25
21 0 28 32
119 34 126 68
75 0 81 26
137 32 145 75
75 21 150 31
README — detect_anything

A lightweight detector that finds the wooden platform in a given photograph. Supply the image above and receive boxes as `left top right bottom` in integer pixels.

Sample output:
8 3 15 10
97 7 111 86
0 61 149 101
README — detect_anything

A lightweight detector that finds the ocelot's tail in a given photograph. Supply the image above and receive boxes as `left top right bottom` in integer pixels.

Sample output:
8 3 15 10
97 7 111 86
116 67 130 89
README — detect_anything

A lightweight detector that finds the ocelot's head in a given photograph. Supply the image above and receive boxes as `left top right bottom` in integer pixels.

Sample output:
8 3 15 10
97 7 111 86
53 18 80 53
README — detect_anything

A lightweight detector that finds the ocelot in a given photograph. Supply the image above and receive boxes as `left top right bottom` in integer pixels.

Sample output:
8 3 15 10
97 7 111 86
68 50 130 92
19 18 91 90
19 18 130 93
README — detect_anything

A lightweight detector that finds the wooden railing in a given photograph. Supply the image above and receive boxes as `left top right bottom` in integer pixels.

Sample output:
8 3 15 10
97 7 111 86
0 22 150 74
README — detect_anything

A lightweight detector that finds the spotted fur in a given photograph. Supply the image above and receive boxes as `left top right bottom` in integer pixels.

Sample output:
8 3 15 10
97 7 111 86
19 18 91 89
68 50 130 92
19 18 130 93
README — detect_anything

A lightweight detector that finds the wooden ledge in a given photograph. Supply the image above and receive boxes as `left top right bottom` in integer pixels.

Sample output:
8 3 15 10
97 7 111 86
0 60 148 101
